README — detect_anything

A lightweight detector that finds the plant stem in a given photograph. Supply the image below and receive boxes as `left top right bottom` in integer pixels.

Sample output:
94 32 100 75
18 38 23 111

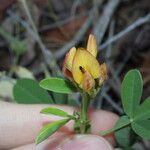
80 92 90 133
100 120 131 136
81 92 89 121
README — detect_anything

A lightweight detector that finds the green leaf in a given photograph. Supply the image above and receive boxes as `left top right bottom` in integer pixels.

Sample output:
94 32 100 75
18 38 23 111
100 116 130 136
121 69 143 118
132 120 150 139
36 118 70 144
13 78 53 104
115 117 135 147
52 92 68 104
115 116 131 131
40 107 69 117
134 97 150 121
40 78 77 94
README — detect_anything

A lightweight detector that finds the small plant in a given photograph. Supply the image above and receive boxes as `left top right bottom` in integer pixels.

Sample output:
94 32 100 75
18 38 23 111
34 34 150 148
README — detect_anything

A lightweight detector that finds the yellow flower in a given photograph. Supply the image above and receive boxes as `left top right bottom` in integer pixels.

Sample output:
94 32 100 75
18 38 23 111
63 34 107 92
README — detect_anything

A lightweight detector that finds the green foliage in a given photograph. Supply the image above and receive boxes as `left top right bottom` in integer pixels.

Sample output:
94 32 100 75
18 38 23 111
13 78 53 104
114 69 150 148
131 120 150 139
115 116 135 148
40 78 77 94
40 107 69 117
121 69 143 118
12 69 150 146
52 92 68 104
131 96 150 138
36 118 70 144
134 97 150 121
115 116 131 130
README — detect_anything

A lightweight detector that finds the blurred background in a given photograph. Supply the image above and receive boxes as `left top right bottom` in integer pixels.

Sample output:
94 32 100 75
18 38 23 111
0 0 150 148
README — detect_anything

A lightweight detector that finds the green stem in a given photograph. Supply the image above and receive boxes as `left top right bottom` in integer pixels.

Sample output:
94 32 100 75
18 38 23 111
80 92 90 134
81 92 89 121
100 120 131 136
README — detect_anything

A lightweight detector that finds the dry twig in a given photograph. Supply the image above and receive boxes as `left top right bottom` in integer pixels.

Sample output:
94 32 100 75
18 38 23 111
100 13 150 50
93 0 120 45
54 0 104 59
18 0 61 76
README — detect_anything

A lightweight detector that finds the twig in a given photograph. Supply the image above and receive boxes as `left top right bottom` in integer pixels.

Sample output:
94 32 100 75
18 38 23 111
103 92 123 113
97 20 122 111
96 83 123 114
96 12 149 112
18 0 61 76
97 14 150 102
39 12 88 32
100 13 150 50
54 1 104 59
96 85 109 109
106 20 115 60
71 0 82 16
96 21 115 109
107 80 120 96
116 49 132 76
106 20 121 85
93 0 120 45
7 10 36 39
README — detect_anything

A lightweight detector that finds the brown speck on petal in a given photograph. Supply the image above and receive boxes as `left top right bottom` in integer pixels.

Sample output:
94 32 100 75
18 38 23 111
79 66 86 74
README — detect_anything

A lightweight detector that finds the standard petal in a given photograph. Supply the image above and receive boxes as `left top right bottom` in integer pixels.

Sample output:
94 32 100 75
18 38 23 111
72 49 100 84
87 34 97 57
65 47 76 71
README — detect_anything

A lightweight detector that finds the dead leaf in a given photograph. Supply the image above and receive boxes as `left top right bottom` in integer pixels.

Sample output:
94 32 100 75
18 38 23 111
13 66 35 79
0 79 15 100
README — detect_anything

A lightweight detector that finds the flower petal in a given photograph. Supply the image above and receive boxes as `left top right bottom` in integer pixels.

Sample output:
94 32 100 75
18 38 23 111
87 34 97 57
65 47 76 71
62 65 73 80
81 71 95 91
72 49 100 84
99 63 108 85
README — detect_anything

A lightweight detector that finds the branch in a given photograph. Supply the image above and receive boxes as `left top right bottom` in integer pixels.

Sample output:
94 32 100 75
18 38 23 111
104 92 123 113
54 1 104 59
93 0 120 45
17 0 61 76
100 13 150 50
